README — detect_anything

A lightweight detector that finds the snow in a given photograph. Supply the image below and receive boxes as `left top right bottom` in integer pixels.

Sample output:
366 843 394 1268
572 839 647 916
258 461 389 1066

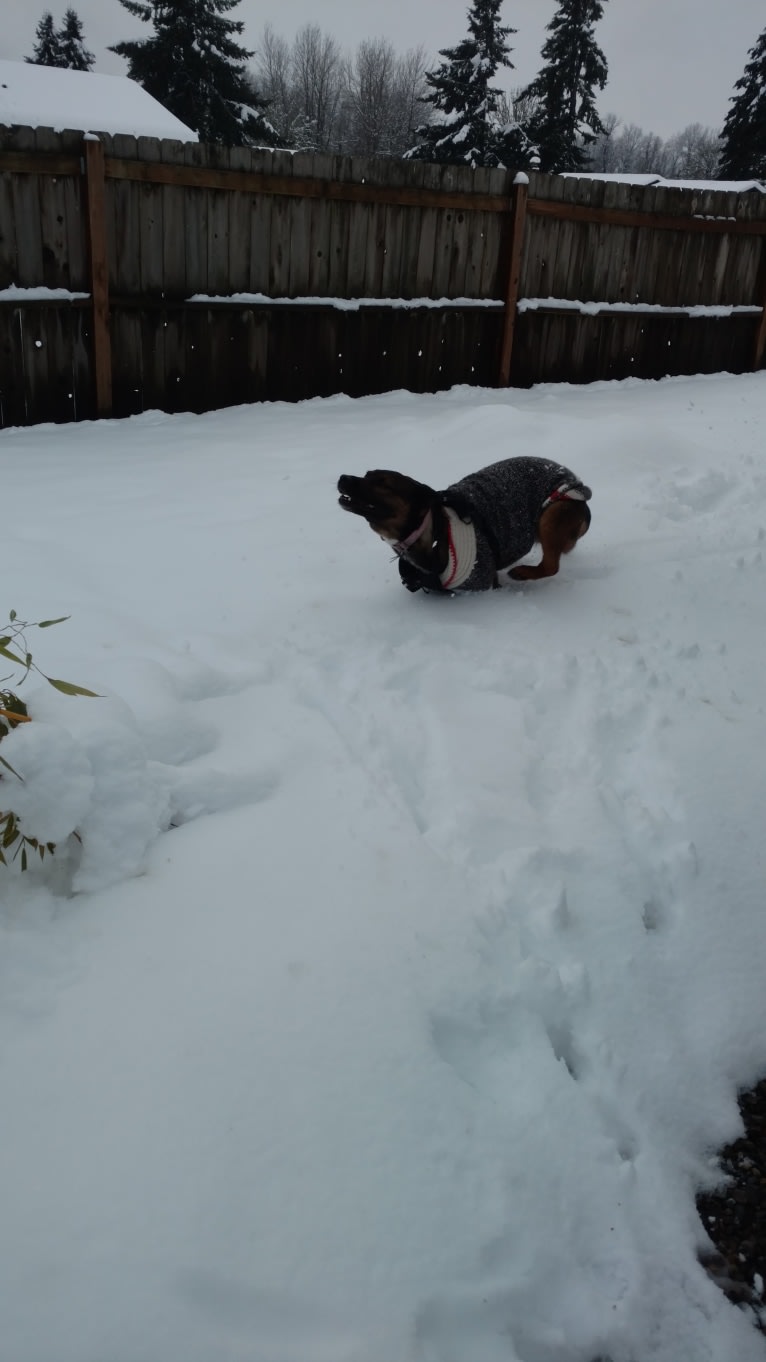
2 372 766 1361
0 58 196 141
0 284 89 302
561 170 766 193
188 292 504 310
519 297 762 318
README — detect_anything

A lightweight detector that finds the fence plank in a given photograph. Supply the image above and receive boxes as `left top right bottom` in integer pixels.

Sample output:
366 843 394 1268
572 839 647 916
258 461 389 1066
84 137 112 418
161 139 189 299
183 141 208 297
206 145 231 297
753 240 766 371
109 135 141 298
307 153 336 296
9 127 44 288
269 149 296 296
137 136 164 299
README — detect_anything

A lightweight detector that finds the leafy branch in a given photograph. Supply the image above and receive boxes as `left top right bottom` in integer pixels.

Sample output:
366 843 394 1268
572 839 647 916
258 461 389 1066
0 611 99 871
0 610 100 697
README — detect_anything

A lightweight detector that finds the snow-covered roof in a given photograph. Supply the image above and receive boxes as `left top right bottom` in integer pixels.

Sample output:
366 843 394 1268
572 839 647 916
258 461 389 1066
0 59 196 142
561 170 765 193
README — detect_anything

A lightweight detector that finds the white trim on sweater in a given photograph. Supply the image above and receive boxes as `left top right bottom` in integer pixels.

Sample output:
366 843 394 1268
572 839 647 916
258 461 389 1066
440 507 478 590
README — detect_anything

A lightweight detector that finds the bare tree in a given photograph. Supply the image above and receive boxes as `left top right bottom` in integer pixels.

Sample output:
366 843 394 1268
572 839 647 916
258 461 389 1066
255 26 313 149
388 45 429 156
291 23 344 151
663 123 722 179
587 111 619 171
340 39 428 157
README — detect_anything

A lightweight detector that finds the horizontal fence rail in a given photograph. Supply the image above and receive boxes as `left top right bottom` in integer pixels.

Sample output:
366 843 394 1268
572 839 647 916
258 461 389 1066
1 124 766 427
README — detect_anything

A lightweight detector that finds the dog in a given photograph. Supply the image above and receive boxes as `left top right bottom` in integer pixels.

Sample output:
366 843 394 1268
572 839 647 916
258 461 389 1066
337 456 591 593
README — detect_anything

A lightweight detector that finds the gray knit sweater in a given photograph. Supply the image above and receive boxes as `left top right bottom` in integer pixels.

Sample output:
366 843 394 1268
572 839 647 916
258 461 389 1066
443 456 591 592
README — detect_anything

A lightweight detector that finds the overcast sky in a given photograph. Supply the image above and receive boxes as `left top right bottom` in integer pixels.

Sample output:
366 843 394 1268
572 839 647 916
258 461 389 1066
2 0 763 140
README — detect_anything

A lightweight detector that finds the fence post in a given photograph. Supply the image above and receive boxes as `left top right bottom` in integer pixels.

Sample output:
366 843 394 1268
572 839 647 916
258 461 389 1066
753 238 766 373
497 174 529 387
83 136 113 418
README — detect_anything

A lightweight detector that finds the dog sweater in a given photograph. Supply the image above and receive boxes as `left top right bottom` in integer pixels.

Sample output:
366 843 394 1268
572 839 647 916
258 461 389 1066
440 456 591 592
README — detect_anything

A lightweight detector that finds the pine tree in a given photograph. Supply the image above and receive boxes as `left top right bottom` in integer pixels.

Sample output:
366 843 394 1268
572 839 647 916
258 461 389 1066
26 12 65 67
524 0 608 172
406 0 530 168
110 0 275 147
57 9 94 71
719 23 766 179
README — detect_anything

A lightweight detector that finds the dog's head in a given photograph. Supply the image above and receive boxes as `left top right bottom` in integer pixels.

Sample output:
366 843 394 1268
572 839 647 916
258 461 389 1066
337 469 434 543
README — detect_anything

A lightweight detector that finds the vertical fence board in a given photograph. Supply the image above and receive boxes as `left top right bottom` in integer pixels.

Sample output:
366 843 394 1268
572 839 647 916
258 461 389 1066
325 155 354 297
269 150 296 296
415 163 442 296
161 139 189 299
0 309 27 426
307 153 335 296
9 127 44 287
137 136 164 298
0 156 18 289
183 141 209 297
84 137 112 417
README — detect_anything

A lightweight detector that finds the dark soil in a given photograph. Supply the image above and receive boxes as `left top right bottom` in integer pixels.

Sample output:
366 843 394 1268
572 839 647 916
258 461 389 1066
696 1078 766 1335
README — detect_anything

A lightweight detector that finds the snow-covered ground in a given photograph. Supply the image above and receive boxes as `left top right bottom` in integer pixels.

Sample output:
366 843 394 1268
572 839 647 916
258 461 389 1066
2 372 766 1362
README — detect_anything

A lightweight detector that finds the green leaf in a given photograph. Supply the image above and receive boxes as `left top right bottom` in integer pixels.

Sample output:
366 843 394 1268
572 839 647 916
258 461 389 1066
0 642 27 667
46 677 101 698
37 616 70 628
9 610 16 621
0 753 23 780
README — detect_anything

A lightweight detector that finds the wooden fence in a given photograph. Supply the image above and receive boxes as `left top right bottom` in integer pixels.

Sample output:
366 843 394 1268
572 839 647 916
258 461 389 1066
1 124 766 427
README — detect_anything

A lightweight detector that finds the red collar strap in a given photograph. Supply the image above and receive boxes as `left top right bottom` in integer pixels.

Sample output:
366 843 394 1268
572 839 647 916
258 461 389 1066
441 515 459 588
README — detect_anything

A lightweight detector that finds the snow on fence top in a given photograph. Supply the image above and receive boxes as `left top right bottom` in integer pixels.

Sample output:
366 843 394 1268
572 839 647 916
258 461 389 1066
562 170 766 194
0 59 196 142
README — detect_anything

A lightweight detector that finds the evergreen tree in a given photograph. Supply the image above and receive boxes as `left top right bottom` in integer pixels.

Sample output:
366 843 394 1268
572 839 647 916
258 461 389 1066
57 9 94 71
110 0 275 146
26 12 65 67
406 0 530 168
719 23 766 179
524 0 608 172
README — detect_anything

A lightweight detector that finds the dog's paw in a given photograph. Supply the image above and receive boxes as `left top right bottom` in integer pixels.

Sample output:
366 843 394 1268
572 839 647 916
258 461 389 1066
508 564 539 581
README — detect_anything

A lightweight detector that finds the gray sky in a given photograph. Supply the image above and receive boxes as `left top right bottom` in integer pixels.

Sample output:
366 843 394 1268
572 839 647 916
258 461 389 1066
2 0 763 140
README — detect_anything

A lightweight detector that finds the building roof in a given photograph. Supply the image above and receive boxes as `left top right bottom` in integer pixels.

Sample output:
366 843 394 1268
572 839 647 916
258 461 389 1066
0 59 196 142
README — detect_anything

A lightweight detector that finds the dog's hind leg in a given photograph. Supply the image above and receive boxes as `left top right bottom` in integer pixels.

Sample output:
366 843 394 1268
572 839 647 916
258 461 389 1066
509 501 590 581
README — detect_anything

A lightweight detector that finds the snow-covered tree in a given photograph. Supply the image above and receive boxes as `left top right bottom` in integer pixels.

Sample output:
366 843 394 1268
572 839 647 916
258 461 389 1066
406 0 531 168
719 22 766 179
110 0 274 147
57 8 94 71
524 0 608 172
26 12 65 67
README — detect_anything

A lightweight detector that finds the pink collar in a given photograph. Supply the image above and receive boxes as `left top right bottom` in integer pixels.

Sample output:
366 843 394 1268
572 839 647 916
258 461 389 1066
393 508 432 558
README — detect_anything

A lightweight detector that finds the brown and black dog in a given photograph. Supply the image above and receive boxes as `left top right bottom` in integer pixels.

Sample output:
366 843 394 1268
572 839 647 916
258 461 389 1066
337 456 591 594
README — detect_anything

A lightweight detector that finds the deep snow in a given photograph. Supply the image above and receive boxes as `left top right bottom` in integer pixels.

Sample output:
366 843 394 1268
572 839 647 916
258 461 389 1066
1 372 766 1362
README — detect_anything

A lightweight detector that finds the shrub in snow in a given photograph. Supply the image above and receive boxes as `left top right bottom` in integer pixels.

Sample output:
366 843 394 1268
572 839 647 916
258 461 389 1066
0 612 97 871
